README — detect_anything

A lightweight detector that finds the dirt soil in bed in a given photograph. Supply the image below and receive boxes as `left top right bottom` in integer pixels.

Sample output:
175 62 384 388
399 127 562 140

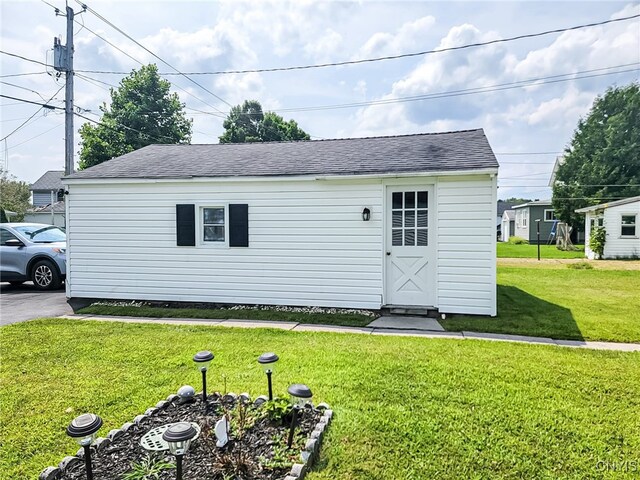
62 395 322 480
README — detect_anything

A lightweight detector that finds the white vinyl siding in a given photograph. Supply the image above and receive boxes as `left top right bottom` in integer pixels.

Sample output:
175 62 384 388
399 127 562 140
436 175 497 316
583 201 640 259
67 179 384 309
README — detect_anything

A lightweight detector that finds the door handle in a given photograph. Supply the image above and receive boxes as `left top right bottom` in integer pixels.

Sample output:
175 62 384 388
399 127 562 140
386 252 391 256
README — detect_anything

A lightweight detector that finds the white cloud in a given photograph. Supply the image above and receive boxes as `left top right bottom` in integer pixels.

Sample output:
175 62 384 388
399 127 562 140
358 16 436 58
304 29 343 62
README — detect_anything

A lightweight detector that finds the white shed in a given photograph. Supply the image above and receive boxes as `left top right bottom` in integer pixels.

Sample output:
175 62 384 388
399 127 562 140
576 196 640 259
64 129 498 316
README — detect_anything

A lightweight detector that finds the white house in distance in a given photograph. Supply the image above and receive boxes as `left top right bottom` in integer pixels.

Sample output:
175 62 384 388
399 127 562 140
501 210 515 242
63 129 498 316
24 170 66 227
576 196 640 259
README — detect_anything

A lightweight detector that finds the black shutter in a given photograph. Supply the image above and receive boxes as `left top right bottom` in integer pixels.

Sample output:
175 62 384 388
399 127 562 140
176 204 196 246
229 204 249 247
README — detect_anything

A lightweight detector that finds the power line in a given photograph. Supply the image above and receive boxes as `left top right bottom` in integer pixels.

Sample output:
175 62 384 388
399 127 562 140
0 94 65 110
0 50 48 67
74 13 640 76
1 85 64 141
4 123 63 151
0 72 47 79
78 1 232 113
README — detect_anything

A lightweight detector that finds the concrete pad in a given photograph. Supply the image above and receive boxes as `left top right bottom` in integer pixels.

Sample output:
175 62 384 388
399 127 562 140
292 324 374 334
371 328 463 339
218 319 298 330
367 316 445 331
462 331 555 345
83 316 224 327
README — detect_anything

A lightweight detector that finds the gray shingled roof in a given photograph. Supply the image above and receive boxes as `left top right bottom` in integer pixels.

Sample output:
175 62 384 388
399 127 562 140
575 195 640 213
31 170 64 190
65 129 498 180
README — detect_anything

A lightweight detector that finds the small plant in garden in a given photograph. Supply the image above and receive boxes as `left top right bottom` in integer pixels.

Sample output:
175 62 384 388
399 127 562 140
263 396 292 424
508 236 529 245
259 433 304 470
121 454 174 480
590 226 606 258
228 400 260 439
567 261 594 270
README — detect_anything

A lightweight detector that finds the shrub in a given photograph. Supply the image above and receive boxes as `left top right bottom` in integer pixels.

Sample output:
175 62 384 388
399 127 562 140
508 236 529 245
589 227 606 259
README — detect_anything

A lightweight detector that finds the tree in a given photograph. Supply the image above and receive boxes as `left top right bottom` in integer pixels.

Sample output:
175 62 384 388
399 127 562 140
78 64 192 169
219 100 310 143
552 83 640 228
0 169 31 221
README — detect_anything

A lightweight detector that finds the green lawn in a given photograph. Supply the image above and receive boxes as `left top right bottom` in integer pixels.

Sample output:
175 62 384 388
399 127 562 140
442 266 640 343
497 242 584 258
78 304 374 327
1 319 639 480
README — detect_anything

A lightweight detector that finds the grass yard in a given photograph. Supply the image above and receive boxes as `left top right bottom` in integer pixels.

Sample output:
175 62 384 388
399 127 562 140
442 266 640 343
1 319 639 480
497 242 584 259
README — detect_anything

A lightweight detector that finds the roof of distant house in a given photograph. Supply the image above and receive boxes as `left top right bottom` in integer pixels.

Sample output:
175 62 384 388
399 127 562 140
65 129 498 180
28 200 65 214
575 195 640 213
502 210 516 220
30 170 64 191
512 199 553 209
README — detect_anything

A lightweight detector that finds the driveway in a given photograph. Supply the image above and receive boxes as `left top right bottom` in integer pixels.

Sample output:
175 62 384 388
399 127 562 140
0 283 72 326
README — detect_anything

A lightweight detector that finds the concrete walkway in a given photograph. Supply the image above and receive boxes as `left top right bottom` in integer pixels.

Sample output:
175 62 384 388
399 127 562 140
58 314 640 352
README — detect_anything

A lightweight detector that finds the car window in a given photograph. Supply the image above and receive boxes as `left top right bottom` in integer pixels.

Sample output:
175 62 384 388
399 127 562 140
13 225 66 243
0 228 19 246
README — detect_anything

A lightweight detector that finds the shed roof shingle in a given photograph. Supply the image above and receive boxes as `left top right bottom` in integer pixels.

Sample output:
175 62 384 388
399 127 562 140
31 170 64 190
65 129 498 180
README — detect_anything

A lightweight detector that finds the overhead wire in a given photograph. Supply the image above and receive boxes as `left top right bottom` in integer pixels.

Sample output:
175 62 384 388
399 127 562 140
73 13 640 76
0 85 64 141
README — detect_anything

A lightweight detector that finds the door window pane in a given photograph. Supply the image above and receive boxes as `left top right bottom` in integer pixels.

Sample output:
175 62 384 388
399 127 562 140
392 192 403 209
405 192 415 209
417 210 428 228
404 210 415 228
417 191 428 208
404 229 415 246
417 229 428 246
392 229 403 246
392 211 403 228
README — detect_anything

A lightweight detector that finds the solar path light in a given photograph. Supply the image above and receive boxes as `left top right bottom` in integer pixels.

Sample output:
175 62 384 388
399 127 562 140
192 350 214 404
286 383 312 448
162 422 197 480
257 352 279 401
66 413 102 480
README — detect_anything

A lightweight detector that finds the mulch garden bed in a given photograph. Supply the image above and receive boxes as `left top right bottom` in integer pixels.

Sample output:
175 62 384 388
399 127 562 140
41 392 332 480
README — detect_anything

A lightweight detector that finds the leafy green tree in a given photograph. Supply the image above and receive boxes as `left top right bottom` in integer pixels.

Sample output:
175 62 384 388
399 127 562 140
0 169 31 221
78 64 192 169
552 83 640 228
219 100 310 143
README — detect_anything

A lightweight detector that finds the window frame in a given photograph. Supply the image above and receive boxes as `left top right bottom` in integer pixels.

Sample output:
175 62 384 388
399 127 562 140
620 213 637 238
543 209 557 222
198 204 229 247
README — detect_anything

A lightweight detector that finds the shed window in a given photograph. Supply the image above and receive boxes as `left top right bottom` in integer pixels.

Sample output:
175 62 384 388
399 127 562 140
391 190 428 246
621 215 637 237
590 217 604 229
203 207 225 242
544 209 556 222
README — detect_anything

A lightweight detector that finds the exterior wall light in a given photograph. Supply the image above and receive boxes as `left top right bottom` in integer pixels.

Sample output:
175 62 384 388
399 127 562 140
66 413 103 480
362 207 371 221
193 350 214 404
286 383 312 448
257 352 279 401
162 422 197 480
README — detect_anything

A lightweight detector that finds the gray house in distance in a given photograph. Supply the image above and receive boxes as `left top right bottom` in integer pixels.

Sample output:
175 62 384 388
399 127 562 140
25 170 65 227
513 200 557 244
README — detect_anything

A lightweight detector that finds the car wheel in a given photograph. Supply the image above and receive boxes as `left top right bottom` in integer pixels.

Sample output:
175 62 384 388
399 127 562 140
31 260 61 290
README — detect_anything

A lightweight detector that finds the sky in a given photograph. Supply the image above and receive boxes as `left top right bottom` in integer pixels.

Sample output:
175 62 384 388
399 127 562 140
1 0 639 201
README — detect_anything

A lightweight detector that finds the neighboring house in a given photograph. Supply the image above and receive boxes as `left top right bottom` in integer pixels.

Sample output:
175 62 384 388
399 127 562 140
576 196 640 259
548 155 564 187
501 210 515 242
29 170 65 226
512 200 557 244
64 129 499 316
23 201 66 227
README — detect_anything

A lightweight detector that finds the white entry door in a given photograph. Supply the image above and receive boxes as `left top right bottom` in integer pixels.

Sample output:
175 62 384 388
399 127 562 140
385 186 435 306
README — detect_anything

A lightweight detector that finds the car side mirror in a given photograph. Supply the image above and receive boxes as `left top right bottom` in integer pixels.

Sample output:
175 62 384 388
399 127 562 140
4 238 24 247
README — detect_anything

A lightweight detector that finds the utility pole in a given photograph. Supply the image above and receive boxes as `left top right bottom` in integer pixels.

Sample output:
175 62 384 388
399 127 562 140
53 6 81 176
64 6 74 177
